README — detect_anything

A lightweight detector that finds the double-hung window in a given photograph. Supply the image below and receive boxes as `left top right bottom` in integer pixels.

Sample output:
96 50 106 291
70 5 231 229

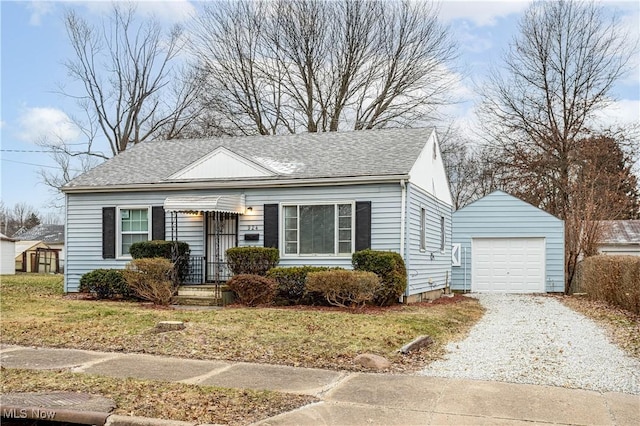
283 203 353 256
118 207 151 257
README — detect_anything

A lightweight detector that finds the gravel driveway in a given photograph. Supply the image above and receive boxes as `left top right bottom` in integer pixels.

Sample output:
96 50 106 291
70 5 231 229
420 294 640 394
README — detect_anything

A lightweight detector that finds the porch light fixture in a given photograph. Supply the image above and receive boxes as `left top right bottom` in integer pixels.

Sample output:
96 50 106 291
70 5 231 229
246 206 253 214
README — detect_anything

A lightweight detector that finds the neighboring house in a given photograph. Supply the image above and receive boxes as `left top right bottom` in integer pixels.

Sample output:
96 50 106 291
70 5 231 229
14 240 62 273
1 232 16 275
13 224 65 270
62 128 453 302
597 220 640 256
451 190 564 293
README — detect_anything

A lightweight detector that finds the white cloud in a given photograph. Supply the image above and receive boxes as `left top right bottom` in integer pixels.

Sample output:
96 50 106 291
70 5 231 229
17 107 81 144
455 22 494 53
594 99 640 127
438 0 530 27
26 1 54 26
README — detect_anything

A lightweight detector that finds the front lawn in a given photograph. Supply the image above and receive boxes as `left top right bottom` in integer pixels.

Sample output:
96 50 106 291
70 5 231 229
1 368 315 425
0 274 484 372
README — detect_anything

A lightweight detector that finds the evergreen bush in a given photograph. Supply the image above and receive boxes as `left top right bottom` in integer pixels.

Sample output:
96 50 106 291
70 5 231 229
352 249 407 306
226 247 279 276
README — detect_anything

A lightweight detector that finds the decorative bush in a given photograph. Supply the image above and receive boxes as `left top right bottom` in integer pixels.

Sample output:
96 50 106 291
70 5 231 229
352 249 407 306
123 257 176 306
79 269 130 300
306 270 380 308
266 266 340 305
577 255 640 314
226 274 277 306
226 247 279 276
129 240 190 283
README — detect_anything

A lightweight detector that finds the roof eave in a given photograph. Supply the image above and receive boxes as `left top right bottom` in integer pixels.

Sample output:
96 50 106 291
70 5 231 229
62 174 411 194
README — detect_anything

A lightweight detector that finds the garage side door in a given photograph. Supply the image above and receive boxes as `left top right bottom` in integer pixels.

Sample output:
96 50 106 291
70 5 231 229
472 237 545 293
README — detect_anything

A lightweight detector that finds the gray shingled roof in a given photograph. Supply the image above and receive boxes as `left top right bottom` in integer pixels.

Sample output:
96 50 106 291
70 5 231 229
13 224 65 243
599 220 640 245
64 128 434 189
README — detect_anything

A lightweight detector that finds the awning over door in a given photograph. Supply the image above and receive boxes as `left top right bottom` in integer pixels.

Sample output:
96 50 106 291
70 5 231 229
163 195 245 214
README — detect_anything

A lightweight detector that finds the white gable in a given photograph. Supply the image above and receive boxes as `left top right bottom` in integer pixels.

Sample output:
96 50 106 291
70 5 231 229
169 147 275 180
408 131 453 206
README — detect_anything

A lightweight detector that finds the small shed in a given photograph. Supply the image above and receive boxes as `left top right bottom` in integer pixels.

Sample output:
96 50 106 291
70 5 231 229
15 241 61 274
13 224 65 270
1 232 16 275
451 190 564 293
597 220 640 256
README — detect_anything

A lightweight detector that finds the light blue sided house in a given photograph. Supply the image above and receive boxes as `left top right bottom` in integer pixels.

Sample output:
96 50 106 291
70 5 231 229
451 190 565 293
62 128 453 302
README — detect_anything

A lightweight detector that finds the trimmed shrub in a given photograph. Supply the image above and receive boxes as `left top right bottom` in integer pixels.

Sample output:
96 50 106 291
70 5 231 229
226 247 279 276
226 274 277 306
266 266 340 305
129 240 190 283
352 249 407 306
123 257 176 306
306 270 380 308
79 269 130 300
578 255 640 314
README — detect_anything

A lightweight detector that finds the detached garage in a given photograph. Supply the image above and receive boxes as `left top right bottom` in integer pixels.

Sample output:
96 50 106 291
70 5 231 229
451 190 564 293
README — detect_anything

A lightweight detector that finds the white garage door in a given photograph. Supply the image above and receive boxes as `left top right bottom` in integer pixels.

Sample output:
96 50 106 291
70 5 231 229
472 238 545 293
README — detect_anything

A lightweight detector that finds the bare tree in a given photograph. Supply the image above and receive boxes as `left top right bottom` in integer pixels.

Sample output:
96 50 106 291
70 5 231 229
476 0 635 291
60 3 200 154
39 4 205 194
0 202 41 236
189 0 458 135
438 126 481 210
565 135 639 289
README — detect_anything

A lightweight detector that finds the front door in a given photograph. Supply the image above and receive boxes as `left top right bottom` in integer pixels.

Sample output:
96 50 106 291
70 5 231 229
206 212 238 282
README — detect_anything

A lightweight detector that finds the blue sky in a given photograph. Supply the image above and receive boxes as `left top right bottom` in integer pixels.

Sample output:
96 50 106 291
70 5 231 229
1 0 639 218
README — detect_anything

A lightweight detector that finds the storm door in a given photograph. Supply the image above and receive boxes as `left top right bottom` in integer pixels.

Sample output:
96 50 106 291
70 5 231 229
206 211 238 282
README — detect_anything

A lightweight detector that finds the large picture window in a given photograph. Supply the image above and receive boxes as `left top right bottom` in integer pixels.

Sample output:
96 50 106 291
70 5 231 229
118 207 151 257
283 203 353 256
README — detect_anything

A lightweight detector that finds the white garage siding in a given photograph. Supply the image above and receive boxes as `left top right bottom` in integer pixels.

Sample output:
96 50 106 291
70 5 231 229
451 191 564 293
472 237 545 293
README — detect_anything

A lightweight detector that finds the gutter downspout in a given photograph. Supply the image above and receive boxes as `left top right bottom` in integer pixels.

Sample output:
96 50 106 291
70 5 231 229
400 179 409 300
64 192 69 293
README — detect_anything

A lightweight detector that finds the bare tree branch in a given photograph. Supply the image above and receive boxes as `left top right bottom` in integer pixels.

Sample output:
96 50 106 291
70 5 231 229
476 0 637 291
189 0 458 134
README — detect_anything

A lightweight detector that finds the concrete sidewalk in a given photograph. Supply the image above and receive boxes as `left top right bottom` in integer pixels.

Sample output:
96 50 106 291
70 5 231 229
1 345 638 425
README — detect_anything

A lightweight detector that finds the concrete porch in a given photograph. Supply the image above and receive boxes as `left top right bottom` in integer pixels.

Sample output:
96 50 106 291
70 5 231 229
172 285 235 307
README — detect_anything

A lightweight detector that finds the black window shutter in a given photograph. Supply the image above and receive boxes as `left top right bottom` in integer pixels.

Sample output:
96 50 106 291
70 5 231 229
263 204 279 248
152 206 165 240
355 201 371 251
102 207 116 259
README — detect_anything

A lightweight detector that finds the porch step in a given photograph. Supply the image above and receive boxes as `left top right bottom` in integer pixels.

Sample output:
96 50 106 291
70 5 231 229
171 295 223 307
174 285 236 306
178 285 225 298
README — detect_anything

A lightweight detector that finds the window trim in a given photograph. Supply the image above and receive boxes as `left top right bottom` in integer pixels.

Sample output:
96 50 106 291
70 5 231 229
280 201 355 257
420 206 427 252
440 215 446 253
116 205 152 259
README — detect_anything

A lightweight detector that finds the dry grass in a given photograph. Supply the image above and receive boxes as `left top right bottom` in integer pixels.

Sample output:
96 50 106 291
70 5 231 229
0 368 315 425
559 295 640 359
0 274 485 372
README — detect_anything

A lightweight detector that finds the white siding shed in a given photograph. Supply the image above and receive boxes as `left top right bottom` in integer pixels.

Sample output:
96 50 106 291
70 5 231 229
1 233 16 275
